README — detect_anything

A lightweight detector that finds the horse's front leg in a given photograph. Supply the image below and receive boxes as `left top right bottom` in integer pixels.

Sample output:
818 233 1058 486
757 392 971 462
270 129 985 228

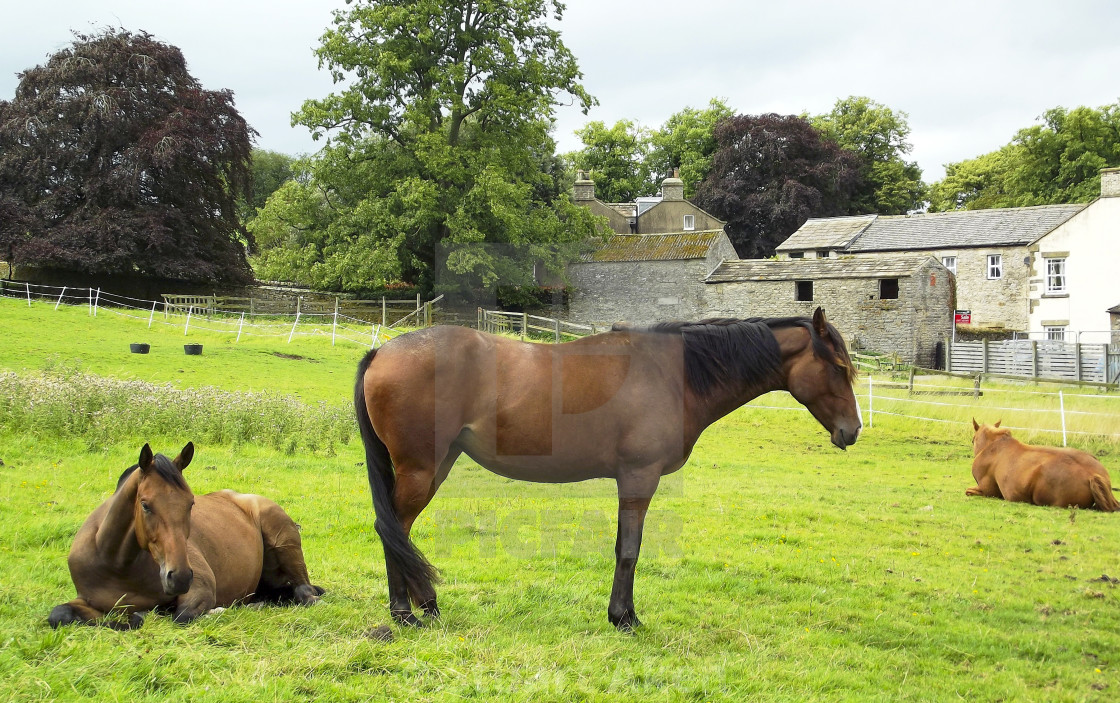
49 598 145 630
608 471 660 631
171 565 217 624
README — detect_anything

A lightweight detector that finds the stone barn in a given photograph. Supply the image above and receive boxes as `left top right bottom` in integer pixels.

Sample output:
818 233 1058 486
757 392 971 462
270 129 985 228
568 230 737 327
702 255 954 366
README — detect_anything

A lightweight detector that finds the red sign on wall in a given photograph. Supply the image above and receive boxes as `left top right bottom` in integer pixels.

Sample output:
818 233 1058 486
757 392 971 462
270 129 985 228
954 310 971 325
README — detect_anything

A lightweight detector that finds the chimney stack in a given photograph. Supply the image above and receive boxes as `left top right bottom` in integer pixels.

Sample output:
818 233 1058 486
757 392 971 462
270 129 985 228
573 169 595 201
1101 167 1120 198
661 168 684 201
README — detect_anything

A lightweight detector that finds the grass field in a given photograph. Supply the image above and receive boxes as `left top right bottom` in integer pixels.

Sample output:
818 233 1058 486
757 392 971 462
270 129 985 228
1 296 1118 701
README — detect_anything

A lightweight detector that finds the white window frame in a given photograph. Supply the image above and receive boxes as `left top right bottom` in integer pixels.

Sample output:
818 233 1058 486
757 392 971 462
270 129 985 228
1044 325 1067 342
682 214 695 231
986 254 1002 280
1045 257 1067 293
941 256 957 275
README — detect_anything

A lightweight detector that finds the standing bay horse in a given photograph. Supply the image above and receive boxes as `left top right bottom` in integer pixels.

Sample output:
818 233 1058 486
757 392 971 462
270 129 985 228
50 442 323 629
354 308 862 630
968 419 1119 511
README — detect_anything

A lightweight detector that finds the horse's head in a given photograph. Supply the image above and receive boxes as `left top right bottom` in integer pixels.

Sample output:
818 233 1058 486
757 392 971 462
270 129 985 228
133 442 196 596
971 418 1007 456
782 308 862 450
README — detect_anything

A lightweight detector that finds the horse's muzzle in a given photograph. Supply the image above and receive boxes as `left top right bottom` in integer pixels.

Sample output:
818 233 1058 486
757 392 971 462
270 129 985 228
831 425 860 450
162 567 194 596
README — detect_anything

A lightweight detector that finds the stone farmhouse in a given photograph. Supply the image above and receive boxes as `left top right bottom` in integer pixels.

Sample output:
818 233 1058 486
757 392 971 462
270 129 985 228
703 255 953 367
775 205 1084 333
568 172 737 326
568 172 954 362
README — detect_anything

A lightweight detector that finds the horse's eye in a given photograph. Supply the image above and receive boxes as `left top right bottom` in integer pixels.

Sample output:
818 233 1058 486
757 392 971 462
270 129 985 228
141 501 152 514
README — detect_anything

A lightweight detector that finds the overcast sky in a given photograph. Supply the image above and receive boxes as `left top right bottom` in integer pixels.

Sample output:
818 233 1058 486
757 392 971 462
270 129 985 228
4 1 1119 182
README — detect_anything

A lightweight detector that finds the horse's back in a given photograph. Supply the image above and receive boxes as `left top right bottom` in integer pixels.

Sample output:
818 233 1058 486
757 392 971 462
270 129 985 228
1003 444 1111 508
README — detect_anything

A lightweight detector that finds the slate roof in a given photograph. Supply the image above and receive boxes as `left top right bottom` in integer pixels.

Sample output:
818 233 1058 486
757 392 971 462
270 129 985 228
1108 303 1120 314
704 254 940 283
774 215 875 251
582 230 725 262
777 205 1086 253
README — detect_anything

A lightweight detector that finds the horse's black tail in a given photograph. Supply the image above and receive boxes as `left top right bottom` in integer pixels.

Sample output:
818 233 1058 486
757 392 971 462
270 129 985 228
354 348 439 597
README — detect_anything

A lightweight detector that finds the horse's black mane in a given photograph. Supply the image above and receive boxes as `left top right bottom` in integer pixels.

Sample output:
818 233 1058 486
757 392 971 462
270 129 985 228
616 316 854 395
115 453 188 493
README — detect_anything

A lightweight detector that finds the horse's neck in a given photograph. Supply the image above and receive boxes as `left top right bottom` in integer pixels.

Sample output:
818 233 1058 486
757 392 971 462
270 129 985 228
94 471 143 567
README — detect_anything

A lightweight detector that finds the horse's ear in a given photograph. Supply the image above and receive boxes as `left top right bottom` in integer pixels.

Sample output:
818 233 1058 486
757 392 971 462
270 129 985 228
138 443 154 473
174 442 195 471
812 307 828 336
994 419 1001 428
972 418 979 432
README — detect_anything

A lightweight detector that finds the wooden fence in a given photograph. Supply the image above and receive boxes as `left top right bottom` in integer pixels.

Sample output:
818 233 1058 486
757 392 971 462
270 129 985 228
161 293 441 326
477 308 597 342
948 338 1120 385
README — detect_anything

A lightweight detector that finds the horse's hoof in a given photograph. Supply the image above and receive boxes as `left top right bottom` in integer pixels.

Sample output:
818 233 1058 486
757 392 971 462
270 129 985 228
48 604 76 629
610 611 643 633
294 584 323 605
391 610 424 627
419 600 440 619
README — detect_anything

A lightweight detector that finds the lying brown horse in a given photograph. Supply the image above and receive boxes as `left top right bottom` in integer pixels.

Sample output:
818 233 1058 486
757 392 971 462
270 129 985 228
354 308 861 630
49 442 323 629
968 419 1119 511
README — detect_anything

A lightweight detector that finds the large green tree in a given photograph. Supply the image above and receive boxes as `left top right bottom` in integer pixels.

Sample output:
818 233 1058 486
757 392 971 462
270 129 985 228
930 103 1120 211
253 0 604 295
0 29 255 284
566 119 652 202
810 96 926 214
647 98 734 198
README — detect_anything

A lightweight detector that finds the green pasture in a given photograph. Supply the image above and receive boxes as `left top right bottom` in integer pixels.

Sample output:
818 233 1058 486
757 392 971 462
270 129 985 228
1 296 1118 701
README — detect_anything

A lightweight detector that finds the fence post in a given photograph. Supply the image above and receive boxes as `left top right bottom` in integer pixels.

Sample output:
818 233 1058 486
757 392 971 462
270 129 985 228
185 307 192 335
945 335 952 373
981 338 989 373
1059 390 1067 447
236 312 245 342
382 297 387 327
1031 340 1038 380
88 288 94 316
554 318 561 343
25 282 31 306
288 312 301 343
332 298 339 346
973 374 981 398
148 300 157 328
907 366 915 393
55 286 66 310
867 376 874 429
522 312 528 341
1074 343 1082 382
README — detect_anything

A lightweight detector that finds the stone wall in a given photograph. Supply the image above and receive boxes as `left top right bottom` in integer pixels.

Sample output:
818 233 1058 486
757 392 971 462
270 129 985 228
701 259 953 364
569 259 711 326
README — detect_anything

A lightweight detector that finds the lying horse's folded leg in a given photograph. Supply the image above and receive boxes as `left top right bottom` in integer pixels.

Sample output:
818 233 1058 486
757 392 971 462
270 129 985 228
256 500 323 606
49 599 144 630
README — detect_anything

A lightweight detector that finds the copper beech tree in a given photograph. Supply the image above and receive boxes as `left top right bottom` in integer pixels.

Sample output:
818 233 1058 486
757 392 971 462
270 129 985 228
0 30 255 284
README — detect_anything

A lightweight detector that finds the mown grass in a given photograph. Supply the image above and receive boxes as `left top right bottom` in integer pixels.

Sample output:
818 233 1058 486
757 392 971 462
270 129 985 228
1 296 1118 701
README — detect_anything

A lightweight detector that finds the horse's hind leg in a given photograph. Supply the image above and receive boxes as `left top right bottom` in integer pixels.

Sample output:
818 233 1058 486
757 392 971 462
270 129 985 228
257 501 322 605
387 447 460 621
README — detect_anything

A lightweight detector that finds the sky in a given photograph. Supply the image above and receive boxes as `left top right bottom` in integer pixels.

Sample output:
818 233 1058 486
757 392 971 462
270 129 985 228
4 0 1119 182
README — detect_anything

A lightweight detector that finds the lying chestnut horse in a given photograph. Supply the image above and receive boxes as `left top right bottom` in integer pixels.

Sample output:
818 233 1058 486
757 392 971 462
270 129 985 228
968 419 1119 511
49 442 323 629
355 309 862 630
